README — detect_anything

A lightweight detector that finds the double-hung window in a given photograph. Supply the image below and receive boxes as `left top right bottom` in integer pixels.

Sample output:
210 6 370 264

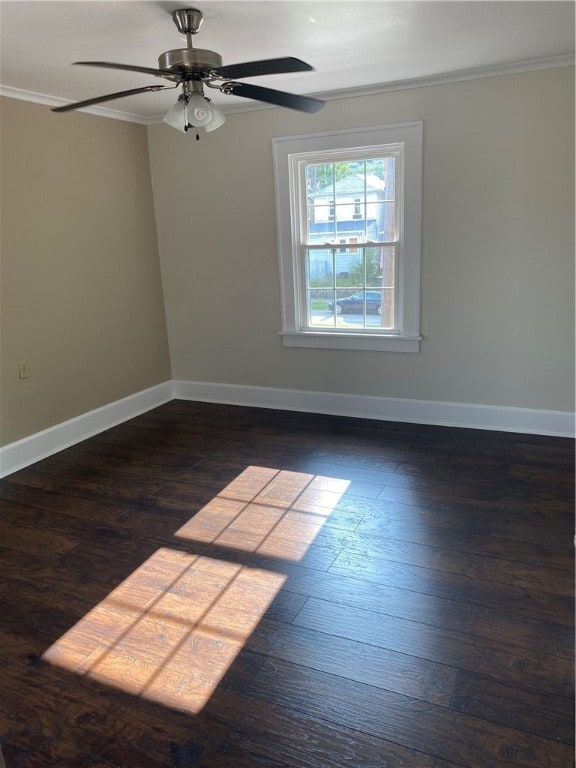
273 122 422 352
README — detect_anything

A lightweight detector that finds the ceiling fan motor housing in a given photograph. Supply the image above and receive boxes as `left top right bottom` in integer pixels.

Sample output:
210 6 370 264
158 48 223 80
158 8 219 80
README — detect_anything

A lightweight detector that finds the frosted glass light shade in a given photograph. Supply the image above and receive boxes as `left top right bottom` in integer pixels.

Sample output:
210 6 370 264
163 100 188 133
163 95 226 134
186 94 213 127
205 103 226 132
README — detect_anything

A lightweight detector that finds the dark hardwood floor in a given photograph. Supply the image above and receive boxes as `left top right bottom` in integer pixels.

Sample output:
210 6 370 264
0 400 574 768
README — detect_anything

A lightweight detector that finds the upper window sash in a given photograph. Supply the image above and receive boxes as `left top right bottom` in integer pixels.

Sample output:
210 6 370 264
293 148 403 244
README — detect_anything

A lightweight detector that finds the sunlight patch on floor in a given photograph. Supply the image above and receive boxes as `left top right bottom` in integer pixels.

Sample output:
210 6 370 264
42 466 350 714
175 468 351 560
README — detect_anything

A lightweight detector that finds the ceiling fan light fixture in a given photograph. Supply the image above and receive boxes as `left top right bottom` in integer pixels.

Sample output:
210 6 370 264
163 99 188 133
204 102 226 132
163 92 226 134
185 92 214 127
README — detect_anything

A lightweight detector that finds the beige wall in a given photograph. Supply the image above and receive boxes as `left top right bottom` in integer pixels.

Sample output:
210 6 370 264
0 97 171 446
148 66 574 413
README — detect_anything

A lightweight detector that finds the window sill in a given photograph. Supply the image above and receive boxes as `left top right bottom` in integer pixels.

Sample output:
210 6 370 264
279 331 422 353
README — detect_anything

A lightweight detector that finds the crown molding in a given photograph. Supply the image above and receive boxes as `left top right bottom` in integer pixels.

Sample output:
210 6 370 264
0 85 152 124
1 55 573 126
212 54 575 117
322 53 574 101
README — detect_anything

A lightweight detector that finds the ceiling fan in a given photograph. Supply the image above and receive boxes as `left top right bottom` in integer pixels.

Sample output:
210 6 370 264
52 7 325 133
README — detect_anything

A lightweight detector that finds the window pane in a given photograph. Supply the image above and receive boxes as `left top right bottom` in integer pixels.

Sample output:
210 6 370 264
334 250 360 288
378 245 395 290
306 163 333 194
376 246 396 327
331 289 379 328
306 206 336 243
379 287 395 329
375 156 395 197
306 248 334 288
306 289 334 328
359 247 384 289
334 289 359 328
373 200 396 242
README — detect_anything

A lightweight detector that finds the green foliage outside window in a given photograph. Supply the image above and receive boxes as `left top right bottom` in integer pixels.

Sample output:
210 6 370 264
308 248 382 289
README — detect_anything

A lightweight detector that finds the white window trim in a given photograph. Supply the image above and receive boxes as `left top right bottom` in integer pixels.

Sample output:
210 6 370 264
273 122 423 353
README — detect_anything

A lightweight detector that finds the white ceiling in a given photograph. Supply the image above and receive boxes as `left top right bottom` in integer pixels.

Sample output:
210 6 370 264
0 1 573 123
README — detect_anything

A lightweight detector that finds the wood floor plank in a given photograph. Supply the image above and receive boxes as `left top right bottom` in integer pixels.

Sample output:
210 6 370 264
313 523 574 573
470 605 574 658
0 481 130 524
209 688 436 768
432 760 475 768
508 463 575 485
449 670 574 743
277 565 475 632
512 441 575 469
6 464 165 503
479 556 574 597
328 550 574 625
0 499 122 544
0 517 78 558
493 516 576 546
337 489 573 533
321 535 488 579
246 617 457 705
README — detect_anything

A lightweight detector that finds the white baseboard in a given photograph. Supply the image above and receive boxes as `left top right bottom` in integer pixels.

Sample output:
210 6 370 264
1 379 573 478
173 380 575 438
0 381 174 478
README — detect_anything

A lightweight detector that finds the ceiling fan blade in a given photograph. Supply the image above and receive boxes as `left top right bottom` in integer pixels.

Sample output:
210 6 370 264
74 61 174 78
229 82 324 113
215 57 313 80
51 85 168 113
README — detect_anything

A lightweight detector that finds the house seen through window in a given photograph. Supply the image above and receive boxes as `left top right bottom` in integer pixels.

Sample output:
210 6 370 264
273 123 423 352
